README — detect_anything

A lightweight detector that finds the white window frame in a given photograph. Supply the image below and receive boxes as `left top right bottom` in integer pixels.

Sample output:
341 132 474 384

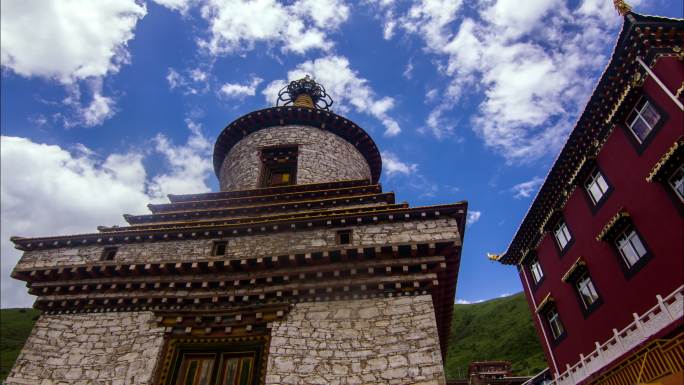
668 164 684 203
530 258 544 284
626 98 661 143
546 308 565 340
585 169 610 205
575 272 599 309
615 227 647 268
554 220 572 251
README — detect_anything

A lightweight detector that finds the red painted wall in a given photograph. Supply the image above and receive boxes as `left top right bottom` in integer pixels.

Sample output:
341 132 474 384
521 56 684 373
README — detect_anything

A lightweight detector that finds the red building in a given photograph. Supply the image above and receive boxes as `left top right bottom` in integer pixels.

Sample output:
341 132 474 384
493 7 683 385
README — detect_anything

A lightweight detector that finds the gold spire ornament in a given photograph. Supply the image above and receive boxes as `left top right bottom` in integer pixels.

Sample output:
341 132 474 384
276 75 334 110
613 0 631 16
293 94 315 108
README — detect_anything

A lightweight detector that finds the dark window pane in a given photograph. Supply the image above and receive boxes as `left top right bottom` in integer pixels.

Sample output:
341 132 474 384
338 230 351 245
641 102 660 128
213 242 227 256
102 247 118 261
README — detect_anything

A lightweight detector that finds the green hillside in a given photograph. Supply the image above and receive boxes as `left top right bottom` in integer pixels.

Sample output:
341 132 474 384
0 293 545 381
445 292 547 379
0 308 40 381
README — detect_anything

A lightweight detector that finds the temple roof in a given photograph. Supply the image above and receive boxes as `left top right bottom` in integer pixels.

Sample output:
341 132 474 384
10 179 466 252
496 12 683 265
10 178 468 359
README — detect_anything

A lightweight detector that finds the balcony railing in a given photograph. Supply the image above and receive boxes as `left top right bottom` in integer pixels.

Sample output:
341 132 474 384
551 285 684 385
592 333 683 385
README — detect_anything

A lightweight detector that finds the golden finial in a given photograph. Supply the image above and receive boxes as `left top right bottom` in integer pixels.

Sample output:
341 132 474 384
613 0 631 16
293 93 315 108
487 253 501 261
276 75 333 110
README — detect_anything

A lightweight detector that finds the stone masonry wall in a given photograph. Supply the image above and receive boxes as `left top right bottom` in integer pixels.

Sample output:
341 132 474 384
265 295 445 385
218 125 372 191
16 218 461 270
5 311 165 385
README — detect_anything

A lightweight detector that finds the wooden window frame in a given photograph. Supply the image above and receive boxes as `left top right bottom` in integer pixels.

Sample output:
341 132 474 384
101 246 118 261
553 219 574 257
212 241 228 256
259 146 298 188
667 164 684 204
582 167 613 214
544 306 567 345
565 267 603 318
529 258 544 286
156 335 269 385
623 95 668 155
336 229 352 245
613 225 653 279
521 252 545 292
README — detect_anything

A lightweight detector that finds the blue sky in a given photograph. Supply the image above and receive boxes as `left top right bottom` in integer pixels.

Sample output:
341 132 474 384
1 0 680 308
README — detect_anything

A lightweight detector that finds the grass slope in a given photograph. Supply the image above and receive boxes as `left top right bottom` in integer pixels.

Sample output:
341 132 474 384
445 292 547 379
0 294 545 381
1 308 40 382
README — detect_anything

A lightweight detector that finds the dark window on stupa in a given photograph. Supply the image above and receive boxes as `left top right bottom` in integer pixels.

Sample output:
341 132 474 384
212 241 227 256
337 230 352 245
101 247 118 261
159 336 269 385
260 146 298 187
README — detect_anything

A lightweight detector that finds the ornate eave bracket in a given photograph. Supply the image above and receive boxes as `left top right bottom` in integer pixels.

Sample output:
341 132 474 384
596 209 631 242
646 137 684 183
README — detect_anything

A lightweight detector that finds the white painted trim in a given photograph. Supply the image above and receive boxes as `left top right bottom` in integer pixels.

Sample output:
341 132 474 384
636 56 684 111
551 284 684 385
521 266 559 376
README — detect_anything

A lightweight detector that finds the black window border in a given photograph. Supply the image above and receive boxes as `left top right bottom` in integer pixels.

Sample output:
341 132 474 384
259 145 298 188
622 95 668 155
610 224 654 280
582 166 614 216
542 305 567 347
566 268 604 318
522 252 545 292
661 164 684 216
101 246 118 261
552 218 574 258
336 229 352 245
212 240 228 256
158 335 269 385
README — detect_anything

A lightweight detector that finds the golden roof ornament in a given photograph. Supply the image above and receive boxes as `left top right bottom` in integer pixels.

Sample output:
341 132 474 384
276 75 334 110
613 0 631 16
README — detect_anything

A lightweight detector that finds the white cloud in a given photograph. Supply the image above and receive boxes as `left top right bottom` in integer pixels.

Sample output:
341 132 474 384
1 1 147 127
481 0 561 40
152 0 194 13
381 151 418 177
456 298 485 305
378 0 624 163
262 55 401 136
189 69 208 83
467 211 482 225
511 176 544 199
167 68 183 89
197 0 348 56
0 123 213 308
422 104 455 139
148 119 214 199
166 67 211 95
219 77 263 99
80 92 116 127
1 0 146 83
403 60 414 79
61 80 116 127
